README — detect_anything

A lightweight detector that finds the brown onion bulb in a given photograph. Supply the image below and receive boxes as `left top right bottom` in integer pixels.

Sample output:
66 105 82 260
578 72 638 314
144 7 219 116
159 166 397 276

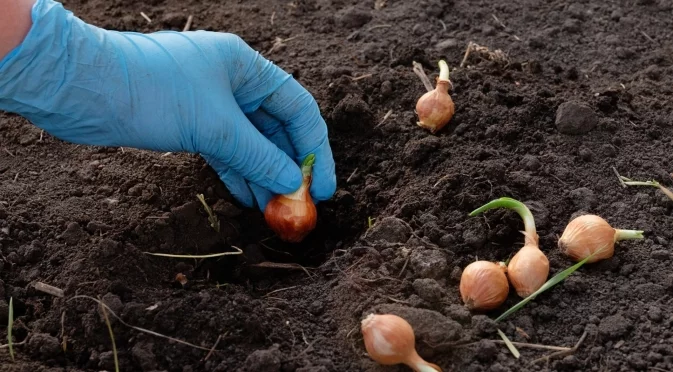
264 154 317 243
416 60 455 134
460 261 509 311
361 313 442 372
507 241 550 297
558 214 644 263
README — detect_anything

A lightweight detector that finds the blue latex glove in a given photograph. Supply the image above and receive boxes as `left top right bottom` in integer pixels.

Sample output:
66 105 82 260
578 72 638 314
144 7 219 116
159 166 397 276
0 0 336 210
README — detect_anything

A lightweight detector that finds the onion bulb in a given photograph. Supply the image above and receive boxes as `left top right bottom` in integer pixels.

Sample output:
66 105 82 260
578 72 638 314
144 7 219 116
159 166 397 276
558 214 644 263
415 60 455 134
470 197 549 298
460 261 509 311
264 154 317 243
361 313 442 372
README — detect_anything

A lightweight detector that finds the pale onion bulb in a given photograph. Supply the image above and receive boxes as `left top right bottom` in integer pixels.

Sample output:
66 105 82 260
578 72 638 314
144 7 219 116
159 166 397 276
460 261 509 311
558 214 644 263
416 60 455 133
507 243 549 297
361 314 442 372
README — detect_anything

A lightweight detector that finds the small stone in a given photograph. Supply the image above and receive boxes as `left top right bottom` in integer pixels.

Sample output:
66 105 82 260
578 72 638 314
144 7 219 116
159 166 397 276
98 293 123 322
244 344 282 372
309 300 324 315
410 249 449 279
482 25 496 36
380 81 393 97
412 278 443 302
599 314 631 339
634 283 665 302
600 144 617 157
555 102 598 134
21 241 43 263
364 217 412 244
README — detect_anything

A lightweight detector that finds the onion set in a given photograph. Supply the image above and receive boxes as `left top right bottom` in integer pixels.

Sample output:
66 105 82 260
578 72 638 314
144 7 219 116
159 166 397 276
470 197 549 298
264 154 317 243
558 214 643 263
460 260 509 311
415 60 455 134
361 313 442 372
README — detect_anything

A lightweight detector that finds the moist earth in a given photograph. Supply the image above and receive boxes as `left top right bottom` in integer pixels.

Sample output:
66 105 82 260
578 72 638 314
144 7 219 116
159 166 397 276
2 0 673 371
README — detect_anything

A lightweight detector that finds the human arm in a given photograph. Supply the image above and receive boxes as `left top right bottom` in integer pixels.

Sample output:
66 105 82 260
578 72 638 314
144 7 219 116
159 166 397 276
0 0 35 59
0 0 336 210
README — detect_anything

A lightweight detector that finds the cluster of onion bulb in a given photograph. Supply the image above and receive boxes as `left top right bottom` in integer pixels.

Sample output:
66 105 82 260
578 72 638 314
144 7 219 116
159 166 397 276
415 60 455 134
460 198 549 311
264 154 318 243
361 313 442 372
460 197 645 312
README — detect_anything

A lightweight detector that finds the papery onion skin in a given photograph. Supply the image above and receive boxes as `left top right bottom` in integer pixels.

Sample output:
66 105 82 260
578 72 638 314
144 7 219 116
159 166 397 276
460 261 509 311
264 154 317 243
416 80 455 134
361 314 442 372
507 244 550 297
558 214 616 263
264 195 317 243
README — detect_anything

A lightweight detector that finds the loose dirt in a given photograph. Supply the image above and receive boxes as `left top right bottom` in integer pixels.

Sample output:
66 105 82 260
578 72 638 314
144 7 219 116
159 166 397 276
2 0 673 371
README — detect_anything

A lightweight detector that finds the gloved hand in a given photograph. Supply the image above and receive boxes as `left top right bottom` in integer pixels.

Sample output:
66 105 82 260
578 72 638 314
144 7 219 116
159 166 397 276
0 0 336 210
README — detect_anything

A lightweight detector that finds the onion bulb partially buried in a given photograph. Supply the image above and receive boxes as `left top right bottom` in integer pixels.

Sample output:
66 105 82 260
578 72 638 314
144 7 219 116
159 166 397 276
470 197 550 298
415 60 455 134
460 261 509 311
361 313 442 372
264 154 317 243
559 214 644 263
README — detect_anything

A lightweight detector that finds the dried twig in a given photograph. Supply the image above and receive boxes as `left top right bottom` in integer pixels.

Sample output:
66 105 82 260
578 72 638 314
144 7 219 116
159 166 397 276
182 15 193 32
68 296 214 351
34 282 64 297
412 61 434 92
203 334 223 361
346 168 359 183
263 286 299 297
374 109 394 128
251 262 313 277
60 311 67 352
639 29 655 43
530 331 588 365
270 11 276 26
266 36 299 54
348 73 374 81
367 24 391 32
3 148 14 157
140 12 152 24
613 167 627 188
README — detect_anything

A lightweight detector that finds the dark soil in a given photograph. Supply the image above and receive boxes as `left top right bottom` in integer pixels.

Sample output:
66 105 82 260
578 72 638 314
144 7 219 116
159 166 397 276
2 0 673 371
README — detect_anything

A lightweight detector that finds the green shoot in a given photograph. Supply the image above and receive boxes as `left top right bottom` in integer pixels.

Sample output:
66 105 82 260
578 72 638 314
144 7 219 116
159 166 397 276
8 297 14 362
497 329 520 359
99 301 120 372
495 251 597 322
470 197 537 245
618 175 673 202
143 245 242 258
196 194 220 233
368 217 375 229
